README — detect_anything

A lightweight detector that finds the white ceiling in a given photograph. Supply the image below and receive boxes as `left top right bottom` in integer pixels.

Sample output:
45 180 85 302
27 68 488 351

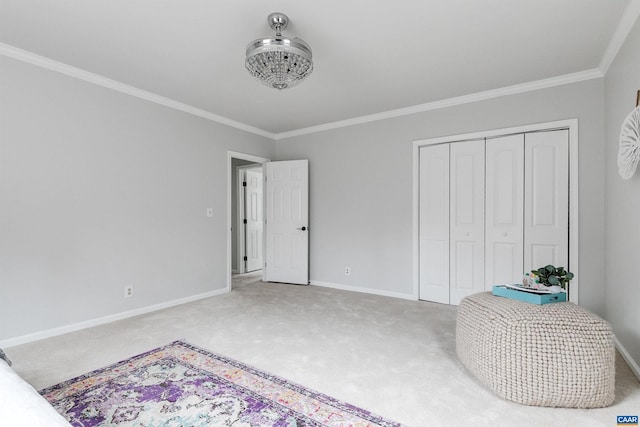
0 0 637 137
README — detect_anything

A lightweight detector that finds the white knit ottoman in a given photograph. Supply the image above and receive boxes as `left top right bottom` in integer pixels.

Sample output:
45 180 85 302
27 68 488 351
456 292 615 408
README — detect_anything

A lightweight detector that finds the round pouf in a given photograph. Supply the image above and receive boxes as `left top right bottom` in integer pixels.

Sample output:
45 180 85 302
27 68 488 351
456 292 615 408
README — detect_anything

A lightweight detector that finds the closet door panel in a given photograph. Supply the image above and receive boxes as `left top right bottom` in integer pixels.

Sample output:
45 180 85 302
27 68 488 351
485 135 524 288
419 144 450 304
524 130 569 272
449 140 485 304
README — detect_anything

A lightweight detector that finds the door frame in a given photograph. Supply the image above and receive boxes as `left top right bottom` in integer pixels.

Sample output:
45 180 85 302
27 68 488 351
227 151 270 292
237 165 263 274
412 119 579 303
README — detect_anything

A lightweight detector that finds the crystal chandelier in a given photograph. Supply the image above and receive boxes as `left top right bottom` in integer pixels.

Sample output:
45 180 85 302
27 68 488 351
245 13 313 90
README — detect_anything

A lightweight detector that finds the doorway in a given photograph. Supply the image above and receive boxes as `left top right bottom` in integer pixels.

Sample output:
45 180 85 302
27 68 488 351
237 165 264 274
227 152 310 291
227 151 269 292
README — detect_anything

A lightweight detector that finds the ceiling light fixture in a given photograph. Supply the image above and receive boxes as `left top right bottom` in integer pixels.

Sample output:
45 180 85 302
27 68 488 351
245 12 313 90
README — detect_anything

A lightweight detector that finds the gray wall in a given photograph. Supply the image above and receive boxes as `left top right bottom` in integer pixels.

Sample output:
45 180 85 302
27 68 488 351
0 56 274 341
276 79 606 314
604 17 640 368
4 35 636 368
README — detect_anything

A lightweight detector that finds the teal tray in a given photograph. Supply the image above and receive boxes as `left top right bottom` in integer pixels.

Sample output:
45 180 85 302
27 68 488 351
492 285 567 305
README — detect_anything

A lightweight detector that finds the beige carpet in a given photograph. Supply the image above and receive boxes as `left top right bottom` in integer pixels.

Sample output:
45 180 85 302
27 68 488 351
6 276 640 426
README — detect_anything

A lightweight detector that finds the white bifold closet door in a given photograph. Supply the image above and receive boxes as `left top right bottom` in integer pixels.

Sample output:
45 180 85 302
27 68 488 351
419 140 485 305
449 140 485 303
419 129 569 305
485 134 525 287
419 144 450 304
524 130 569 272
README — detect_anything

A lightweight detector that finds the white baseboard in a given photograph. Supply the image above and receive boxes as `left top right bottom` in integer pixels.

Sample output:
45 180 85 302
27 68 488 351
310 280 415 301
1 288 229 349
614 335 640 381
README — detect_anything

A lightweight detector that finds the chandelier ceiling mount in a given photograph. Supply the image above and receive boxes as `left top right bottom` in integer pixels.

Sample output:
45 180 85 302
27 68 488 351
245 12 313 90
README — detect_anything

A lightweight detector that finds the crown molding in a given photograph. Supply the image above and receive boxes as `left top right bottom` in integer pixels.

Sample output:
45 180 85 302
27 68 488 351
599 0 640 75
0 43 276 140
0 40 617 142
274 68 603 140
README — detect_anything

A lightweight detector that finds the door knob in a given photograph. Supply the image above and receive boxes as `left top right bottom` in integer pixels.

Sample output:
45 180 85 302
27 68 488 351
297 226 307 231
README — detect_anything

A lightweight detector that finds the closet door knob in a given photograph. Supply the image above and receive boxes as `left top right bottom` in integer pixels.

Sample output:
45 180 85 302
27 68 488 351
297 226 307 231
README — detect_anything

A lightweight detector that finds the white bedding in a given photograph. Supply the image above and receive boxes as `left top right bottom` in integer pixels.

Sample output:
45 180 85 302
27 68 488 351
0 359 71 426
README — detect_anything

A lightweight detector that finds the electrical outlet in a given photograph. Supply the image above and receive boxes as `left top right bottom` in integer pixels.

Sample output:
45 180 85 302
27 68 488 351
206 208 214 217
345 267 351 276
124 285 134 298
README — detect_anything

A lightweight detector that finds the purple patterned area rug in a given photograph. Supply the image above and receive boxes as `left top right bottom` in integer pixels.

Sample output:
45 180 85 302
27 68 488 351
40 340 402 427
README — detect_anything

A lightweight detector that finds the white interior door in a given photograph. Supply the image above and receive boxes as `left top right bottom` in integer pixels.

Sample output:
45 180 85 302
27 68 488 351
449 140 485 304
485 134 525 288
524 130 569 272
244 168 263 272
264 160 309 285
419 144 450 304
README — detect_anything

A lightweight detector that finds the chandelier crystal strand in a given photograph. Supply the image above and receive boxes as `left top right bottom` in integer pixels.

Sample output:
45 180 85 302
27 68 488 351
245 13 313 90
